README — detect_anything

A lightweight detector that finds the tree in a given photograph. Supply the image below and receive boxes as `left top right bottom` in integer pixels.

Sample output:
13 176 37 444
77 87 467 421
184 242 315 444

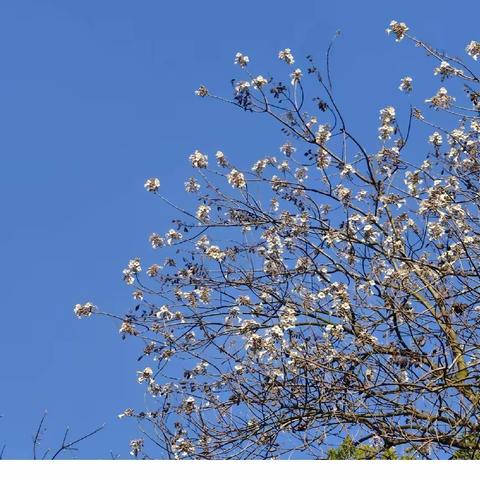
0 411 104 460
76 21 480 459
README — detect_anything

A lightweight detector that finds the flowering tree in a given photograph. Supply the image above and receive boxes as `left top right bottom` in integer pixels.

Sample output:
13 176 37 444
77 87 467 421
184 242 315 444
76 22 480 459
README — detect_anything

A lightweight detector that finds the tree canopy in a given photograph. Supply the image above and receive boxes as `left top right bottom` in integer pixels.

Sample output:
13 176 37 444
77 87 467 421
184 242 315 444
77 22 480 459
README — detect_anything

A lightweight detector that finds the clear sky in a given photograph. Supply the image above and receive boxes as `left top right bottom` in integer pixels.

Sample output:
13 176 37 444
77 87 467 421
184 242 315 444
0 0 478 459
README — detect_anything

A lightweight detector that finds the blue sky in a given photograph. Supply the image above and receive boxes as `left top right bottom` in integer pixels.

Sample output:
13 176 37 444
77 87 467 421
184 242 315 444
0 0 478 459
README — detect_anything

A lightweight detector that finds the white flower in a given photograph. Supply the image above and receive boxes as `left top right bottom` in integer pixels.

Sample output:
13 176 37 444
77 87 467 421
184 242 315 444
315 125 331 145
128 258 141 273
193 361 209 375
363 224 378 242
184 177 200 193
195 85 209 97
279 305 297 329
427 221 445 240
156 305 173 320
227 169 246 188
119 321 138 336
425 87 454 109
466 40 480 61
306 116 317 129
251 158 271 174
280 143 296 157
132 290 143 301
144 177 160 192
399 76 413 93
172 437 195 457
234 364 245 374
196 234 210 251
236 295 252 306
74 302 95 318
123 269 134 285
278 48 294 65
290 68 302 85
378 124 394 140
270 325 284 338
118 408 134 419
386 20 409 41
378 106 396 140
235 81 250 92
205 245 226 262
252 75 268 89
316 150 331 169
295 256 311 272
137 367 153 383
340 164 355 176
146 264 160 277
216 150 228 167
429 131 443 147
434 61 463 80
122 258 141 285
295 167 308 182
324 324 344 339
196 204 211 223
189 150 208 168
129 438 144 457
379 106 396 124
335 184 351 203
149 233 164 249
277 160 289 172
355 190 368 201
234 52 250 67
182 396 196 414
166 229 182 245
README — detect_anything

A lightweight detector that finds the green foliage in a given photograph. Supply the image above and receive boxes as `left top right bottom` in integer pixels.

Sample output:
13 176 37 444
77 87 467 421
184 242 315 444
327 436 383 460
326 436 415 460
451 436 480 459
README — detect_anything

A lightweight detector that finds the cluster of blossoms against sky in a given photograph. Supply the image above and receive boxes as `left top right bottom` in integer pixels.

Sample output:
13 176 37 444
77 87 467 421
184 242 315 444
74 21 480 459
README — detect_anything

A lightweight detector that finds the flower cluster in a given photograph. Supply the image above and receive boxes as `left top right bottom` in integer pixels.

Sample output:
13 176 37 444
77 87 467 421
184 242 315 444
123 258 141 285
196 204 211 223
189 150 208 168
137 367 153 383
149 233 164 249
386 20 409 41
290 68 302 85
144 177 160 192
195 85 209 97
398 76 413 93
278 48 295 64
378 106 396 140
425 87 455 109
227 169 246 188
433 61 464 80
429 131 443 147
74 302 95 318
185 176 201 193
252 75 268 89
234 52 249 68
205 245 226 262
129 438 144 457
88 23 480 460
466 40 480 60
